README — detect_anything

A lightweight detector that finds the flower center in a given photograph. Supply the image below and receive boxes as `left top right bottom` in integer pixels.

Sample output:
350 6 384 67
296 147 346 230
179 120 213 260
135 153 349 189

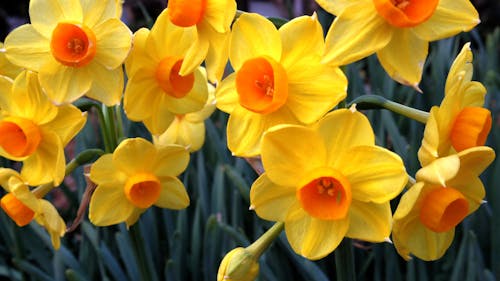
450 107 492 152
124 173 161 208
297 169 351 220
168 0 208 27
0 117 42 158
419 187 469 233
1 193 35 227
155 57 194 99
373 0 438 27
235 56 288 114
50 22 97 67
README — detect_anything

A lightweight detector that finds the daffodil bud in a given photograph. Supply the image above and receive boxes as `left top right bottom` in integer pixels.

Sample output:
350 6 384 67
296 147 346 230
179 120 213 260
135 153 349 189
217 247 259 281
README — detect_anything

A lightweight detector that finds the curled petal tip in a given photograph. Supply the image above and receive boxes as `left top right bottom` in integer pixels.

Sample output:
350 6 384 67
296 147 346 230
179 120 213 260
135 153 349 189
384 237 393 244
481 200 488 204
349 103 357 113
249 205 255 210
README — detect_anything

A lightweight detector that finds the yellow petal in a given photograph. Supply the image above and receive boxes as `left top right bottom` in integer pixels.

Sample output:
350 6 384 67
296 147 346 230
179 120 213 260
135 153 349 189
125 28 152 77
0 168 20 192
163 68 208 114
203 0 236 33
156 120 206 152
92 18 132 69
250 174 296 222
230 13 281 71
81 0 117 28
315 0 353 15
38 60 92 104
261 124 325 187
415 154 460 186
37 199 65 249
125 208 145 228
412 0 479 41
142 96 176 136
21 131 65 185
448 175 484 213
180 27 210 77
123 68 160 121
4 25 51 71
287 64 347 124
155 177 189 209
85 64 124 106
279 14 324 70
323 2 393 66
44 105 86 145
215 72 238 113
315 109 375 168
457 146 495 176
418 106 440 166
461 81 487 107
90 154 127 185
285 202 349 260
113 138 157 175
153 145 189 177
339 145 407 203
0 76 13 110
9 177 40 212
29 0 82 35
199 22 231 83
445 43 472 94
376 29 427 86
346 201 391 242
89 182 135 226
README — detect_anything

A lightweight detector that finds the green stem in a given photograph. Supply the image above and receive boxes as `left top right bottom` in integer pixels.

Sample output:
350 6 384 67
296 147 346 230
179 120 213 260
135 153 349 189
246 222 284 258
102 105 119 151
335 238 356 281
114 105 124 143
349 95 429 124
65 149 105 176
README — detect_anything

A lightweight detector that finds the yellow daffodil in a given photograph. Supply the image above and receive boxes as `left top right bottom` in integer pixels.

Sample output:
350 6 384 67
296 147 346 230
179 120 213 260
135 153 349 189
4 0 132 105
392 146 495 260
124 10 209 135
317 0 479 87
153 82 215 152
216 13 347 157
250 109 407 259
0 168 66 249
0 43 23 80
217 248 259 281
0 71 86 186
89 138 190 227
418 43 491 166
165 0 236 82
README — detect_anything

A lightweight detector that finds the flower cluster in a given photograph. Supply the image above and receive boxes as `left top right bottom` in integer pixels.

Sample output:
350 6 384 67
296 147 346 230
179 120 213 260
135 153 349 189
0 0 495 279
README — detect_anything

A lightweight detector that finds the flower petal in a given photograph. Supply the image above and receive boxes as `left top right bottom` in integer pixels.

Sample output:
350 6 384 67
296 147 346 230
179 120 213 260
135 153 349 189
261 124 326 187
322 2 393 66
29 0 82 35
315 0 353 15
214 72 238 113
89 181 135 226
90 154 127 185
203 0 236 33
4 25 51 71
123 67 160 121
44 105 86 145
346 200 391 242
113 138 157 175
250 174 296 221
315 109 375 168
456 146 495 177
85 64 124 106
155 177 189 209
339 145 407 203
163 68 208 114
418 106 440 166
92 18 132 69
230 13 281 70
412 0 479 41
153 145 190 177
81 0 117 28
377 29 427 86
36 199 65 249
416 154 460 186
285 202 349 260
125 28 153 77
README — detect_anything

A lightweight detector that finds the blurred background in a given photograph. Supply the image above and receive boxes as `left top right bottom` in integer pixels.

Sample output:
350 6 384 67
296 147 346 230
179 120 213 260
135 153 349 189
0 1 499 281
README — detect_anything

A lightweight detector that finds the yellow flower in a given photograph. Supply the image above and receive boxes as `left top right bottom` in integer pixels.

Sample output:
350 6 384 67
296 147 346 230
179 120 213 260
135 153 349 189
153 82 215 152
4 0 132 105
0 71 86 185
0 168 66 249
165 0 236 82
0 43 23 80
124 10 209 135
392 147 495 260
217 247 259 281
250 109 407 259
89 138 190 227
318 0 479 87
418 43 491 166
216 13 347 157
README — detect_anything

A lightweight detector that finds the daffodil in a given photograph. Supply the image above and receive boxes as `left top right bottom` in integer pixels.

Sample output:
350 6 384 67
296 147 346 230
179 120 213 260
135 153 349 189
317 0 479 87
0 43 23 80
124 10 209 135
0 71 86 186
89 138 190 227
165 0 236 82
153 83 215 152
4 0 132 105
250 109 407 259
0 168 66 249
392 146 495 260
418 43 491 166
216 13 347 157
217 247 259 281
